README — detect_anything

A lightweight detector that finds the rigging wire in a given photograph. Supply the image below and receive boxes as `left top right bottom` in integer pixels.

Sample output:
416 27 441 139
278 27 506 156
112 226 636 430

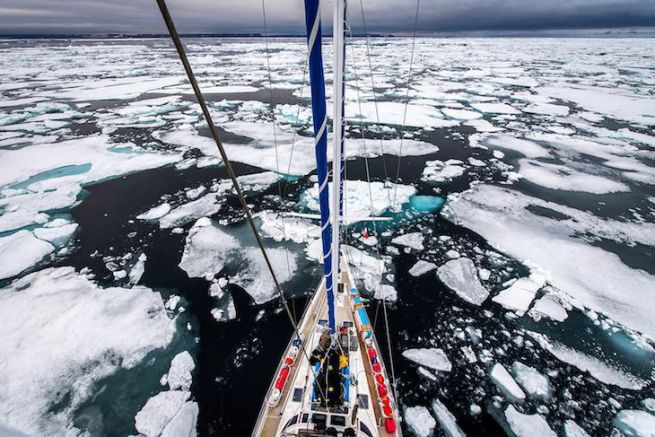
358 0 391 204
155 0 328 404
392 0 421 209
261 0 295 288
346 35 400 402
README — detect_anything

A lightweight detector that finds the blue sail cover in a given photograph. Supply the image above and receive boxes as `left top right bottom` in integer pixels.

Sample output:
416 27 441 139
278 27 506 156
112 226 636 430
303 0 335 333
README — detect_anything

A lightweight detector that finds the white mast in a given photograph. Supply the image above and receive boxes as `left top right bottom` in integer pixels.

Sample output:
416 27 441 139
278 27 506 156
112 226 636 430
331 0 345 305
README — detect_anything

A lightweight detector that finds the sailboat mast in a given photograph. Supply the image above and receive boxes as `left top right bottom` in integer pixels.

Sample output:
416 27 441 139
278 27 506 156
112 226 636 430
330 0 346 334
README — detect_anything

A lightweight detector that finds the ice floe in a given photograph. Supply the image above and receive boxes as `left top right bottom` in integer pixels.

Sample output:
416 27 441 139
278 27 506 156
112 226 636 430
0 230 54 280
408 260 437 277
404 406 436 437
302 180 416 222
422 160 466 183
563 420 591 437
259 212 320 243
504 405 556 437
446 184 655 337
490 363 526 402
135 390 198 437
612 410 655 437
159 194 221 229
528 332 647 390
0 267 175 435
431 399 465 437
492 270 546 314
391 232 424 251
529 294 568 322
518 159 630 194
402 348 452 372
179 218 239 279
511 362 552 399
167 351 195 391
437 258 489 306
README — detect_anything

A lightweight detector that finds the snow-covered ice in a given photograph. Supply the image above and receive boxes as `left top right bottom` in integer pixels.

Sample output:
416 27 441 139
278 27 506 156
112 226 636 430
404 406 436 437
563 420 591 437
612 410 655 437
167 351 195 391
511 361 552 399
504 405 556 437
492 271 545 314
490 363 526 402
529 332 647 390
402 348 452 372
431 399 465 437
409 260 437 277
135 390 198 437
0 267 175 435
0 230 54 280
437 258 489 306
179 218 239 279
391 232 424 251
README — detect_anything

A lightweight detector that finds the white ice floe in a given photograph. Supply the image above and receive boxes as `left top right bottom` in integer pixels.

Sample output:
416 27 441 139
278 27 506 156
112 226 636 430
483 135 550 158
159 194 221 229
342 245 387 295
0 230 54 280
391 232 424 251
492 271 545 315
402 348 452 372
0 209 48 233
612 410 655 437
232 246 297 304
159 124 438 176
128 253 148 286
167 351 195 391
422 160 466 183
643 399 655 413
179 218 239 279
490 363 526 402
442 108 482 120
471 102 521 115
528 332 647 390
409 260 437 277
465 119 503 133
0 267 175 435
135 390 198 437
33 222 78 246
346 101 457 128
437 258 489 306
524 103 570 116
431 399 465 437
374 284 398 303
563 420 591 437
43 76 183 102
504 405 556 437
236 171 280 191
404 406 436 437
445 184 655 337
511 362 552 399
529 294 568 322
518 159 630 194
539 85 655 126
302 180 415 222
259 212 320 243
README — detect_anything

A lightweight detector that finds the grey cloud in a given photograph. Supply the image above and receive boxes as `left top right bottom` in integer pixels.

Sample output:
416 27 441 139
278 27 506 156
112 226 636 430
0 0 653 34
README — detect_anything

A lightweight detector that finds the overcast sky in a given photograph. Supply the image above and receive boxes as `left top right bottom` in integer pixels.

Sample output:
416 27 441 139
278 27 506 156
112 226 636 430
0 0 654 35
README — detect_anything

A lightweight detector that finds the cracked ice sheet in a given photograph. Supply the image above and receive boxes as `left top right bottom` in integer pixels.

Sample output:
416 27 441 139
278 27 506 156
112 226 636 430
539 85 655 126
157 124 438 176
445 184 655 337
0 267 175 435
301 180 416 222
528 332 647 390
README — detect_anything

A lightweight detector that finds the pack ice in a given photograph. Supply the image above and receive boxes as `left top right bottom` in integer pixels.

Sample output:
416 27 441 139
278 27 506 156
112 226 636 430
437 258 489 305
0 267 175 435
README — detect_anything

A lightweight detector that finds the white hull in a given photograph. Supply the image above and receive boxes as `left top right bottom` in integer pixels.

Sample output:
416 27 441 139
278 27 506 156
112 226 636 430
252 255 401 437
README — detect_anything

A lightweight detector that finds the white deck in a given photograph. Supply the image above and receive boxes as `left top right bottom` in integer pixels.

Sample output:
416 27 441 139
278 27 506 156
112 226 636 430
252 258 400 437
